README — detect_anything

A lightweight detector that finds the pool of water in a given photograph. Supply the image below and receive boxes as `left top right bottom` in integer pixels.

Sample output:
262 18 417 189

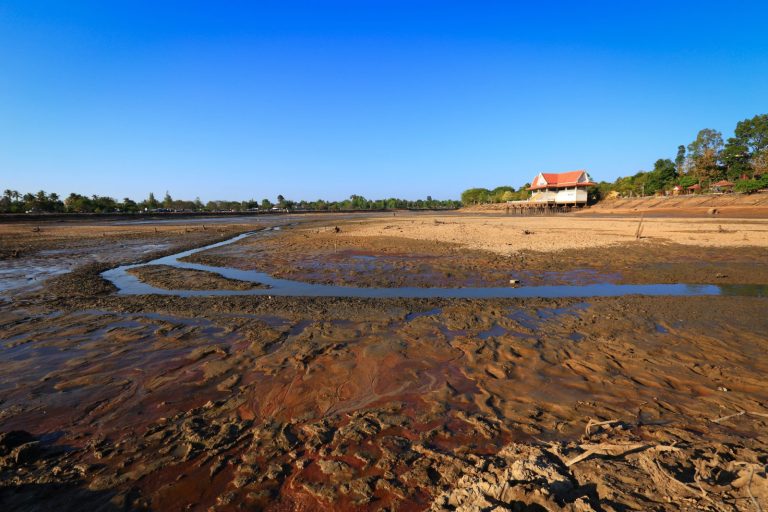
101 230 768 299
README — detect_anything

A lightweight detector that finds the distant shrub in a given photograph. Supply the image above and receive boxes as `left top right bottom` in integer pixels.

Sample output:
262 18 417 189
678 175 698 188
734 179 764 194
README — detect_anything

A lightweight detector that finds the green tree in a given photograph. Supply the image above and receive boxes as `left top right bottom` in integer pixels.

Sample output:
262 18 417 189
675 145 686 176
722 138 750 180
734 114 768 155
651 158 677 192
460 188 491 205
688 128 724 182
678 175 698 188
726 114 768 178
500 190 515 201
122 198 138 212
734 179 763 194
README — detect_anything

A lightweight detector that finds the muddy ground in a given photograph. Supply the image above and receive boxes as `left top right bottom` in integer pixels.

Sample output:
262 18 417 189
183 221 768 287
1 213 767 511
0 219 268 299
127 265 268 291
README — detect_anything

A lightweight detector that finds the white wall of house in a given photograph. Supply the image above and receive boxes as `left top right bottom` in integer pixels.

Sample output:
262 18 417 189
555 188 588 204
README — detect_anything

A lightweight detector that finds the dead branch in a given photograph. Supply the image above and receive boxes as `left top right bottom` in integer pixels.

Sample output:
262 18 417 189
584 418 621 438
747 466 763 512
565 443 649 467
712 410 746 423
711 410 768 423
565 442 681 467
693 466 710 502
636 451 715 504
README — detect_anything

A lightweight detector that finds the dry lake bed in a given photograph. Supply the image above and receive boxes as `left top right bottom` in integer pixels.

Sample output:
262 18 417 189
1 212 767 511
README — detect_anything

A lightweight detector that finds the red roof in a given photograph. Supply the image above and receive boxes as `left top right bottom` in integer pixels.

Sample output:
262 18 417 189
687 184 701 190
712 180 734 187
529 170 595 190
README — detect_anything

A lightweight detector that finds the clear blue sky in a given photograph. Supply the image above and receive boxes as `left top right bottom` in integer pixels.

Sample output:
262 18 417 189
1 1 767 202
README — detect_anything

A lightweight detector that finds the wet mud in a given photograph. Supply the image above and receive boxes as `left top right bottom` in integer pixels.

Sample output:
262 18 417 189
182 229 516 288
127 265 268 291
1 215 767 511
182 223 768 287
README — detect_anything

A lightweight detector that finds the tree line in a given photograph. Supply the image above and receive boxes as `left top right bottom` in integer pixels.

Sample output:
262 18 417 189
462 113 768 204
597 113 768 198
0 190 460 214
460 186 531 205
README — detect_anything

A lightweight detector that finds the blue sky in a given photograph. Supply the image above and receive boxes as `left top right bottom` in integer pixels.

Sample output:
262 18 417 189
1 1 767 202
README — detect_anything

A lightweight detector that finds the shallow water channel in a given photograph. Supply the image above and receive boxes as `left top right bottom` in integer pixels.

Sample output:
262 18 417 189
101 229 768 299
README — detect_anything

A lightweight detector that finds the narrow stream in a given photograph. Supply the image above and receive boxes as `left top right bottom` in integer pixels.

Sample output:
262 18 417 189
101 230 768 299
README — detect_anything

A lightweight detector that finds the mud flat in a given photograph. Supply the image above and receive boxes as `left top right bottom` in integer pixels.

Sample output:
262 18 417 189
1 213 767 511
127 265 268 291
182 214 768 287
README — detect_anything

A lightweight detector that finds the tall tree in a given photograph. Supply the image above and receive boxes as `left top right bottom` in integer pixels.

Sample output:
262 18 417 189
147 192 159 209
675 145 687 176
688 128 724 182
722 137 750 180
650 159 677 192
752 150 768 175
726 114 768 178
734 114 768 155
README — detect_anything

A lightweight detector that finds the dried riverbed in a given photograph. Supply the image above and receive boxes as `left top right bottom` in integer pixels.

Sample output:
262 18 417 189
1 213 767 511
181 219 768 287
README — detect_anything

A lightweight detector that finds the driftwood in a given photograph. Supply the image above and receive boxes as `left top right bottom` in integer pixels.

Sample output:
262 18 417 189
565 442 682 467
584 418 621 437
712 410 746 423
711 410 768 423
565 443 647 466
